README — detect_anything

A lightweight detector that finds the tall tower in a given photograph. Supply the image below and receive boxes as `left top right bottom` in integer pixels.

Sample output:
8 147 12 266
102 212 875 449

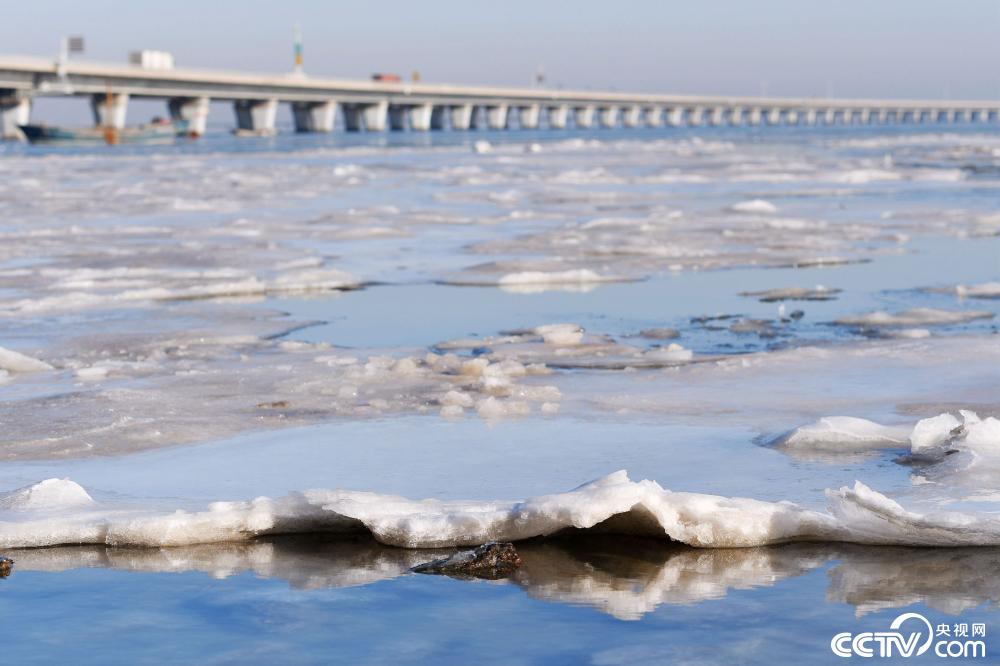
293 24 304 76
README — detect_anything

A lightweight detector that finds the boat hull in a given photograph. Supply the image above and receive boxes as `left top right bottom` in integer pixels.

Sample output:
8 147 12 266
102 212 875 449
18 120 189 144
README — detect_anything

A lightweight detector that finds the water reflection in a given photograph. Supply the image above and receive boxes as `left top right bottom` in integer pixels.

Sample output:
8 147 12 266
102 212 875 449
7 536 999 622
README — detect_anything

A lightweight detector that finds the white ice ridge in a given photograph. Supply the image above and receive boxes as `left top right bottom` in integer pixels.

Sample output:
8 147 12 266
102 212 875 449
781 410 999 459
5 469 1000 550
780 416 910 451
835 307 994 328
729 199 778 214
0 345 52 373
956 282 1000 299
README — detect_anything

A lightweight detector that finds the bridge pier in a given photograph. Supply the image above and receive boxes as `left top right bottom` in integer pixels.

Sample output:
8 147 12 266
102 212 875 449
746 107 762 125
666 107 684 126
547 105 569 129
574 105 595 128
449 104 474 130
518 104 541 129
687 106 705 126
169 96 211 136
642 107 661 127
486 103 509 130
598 106 619 128
430 105 447 130
409 104 433 131
388 105 408 131
92 92 129 129
621 105 642 128
291 100 336 133
785 109 799 125
727 107 744 125
341 101 388 132
765 108 782 125
233 98 277 135
708 107 724 126
0 93 30 139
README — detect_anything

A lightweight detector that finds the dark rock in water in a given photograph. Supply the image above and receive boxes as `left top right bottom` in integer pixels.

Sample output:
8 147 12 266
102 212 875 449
411 542 522 580
0 557 13 578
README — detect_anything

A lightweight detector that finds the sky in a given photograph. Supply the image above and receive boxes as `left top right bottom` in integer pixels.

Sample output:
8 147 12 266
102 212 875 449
3 0 1000 101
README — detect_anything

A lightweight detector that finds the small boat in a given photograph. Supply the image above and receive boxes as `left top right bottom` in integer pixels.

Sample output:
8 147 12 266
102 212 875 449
18 118 189 145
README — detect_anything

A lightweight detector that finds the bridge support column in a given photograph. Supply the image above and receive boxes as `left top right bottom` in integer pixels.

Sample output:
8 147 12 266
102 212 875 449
409 104 433 131
857 109 871 125
802 109 817 125
430 106 447 130
747 108 762 125
341 101 387 131
644 107 663 127
291 100 335 133
233 98 277 135
765 108 782 125
687 107 704 126
728 107 743 125
518 104 540 129
92 92 129 129
574 105 595 128
709 107 725 126
388 105 408 131
547 105 569 129
666 107 684 126
785 109 799 125
485 104 509 130
876 109 889 124
364 101 388 131
0 94 30 140
822 109 836 124
408 104 432 131
622 105 642 128
598 106 619 128
449 104 474 130
169 96 211 136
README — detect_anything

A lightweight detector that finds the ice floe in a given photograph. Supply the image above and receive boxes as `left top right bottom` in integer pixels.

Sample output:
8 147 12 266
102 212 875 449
730 199 778 214
4 470 1000 550
835 308 993 328
0 345 52 373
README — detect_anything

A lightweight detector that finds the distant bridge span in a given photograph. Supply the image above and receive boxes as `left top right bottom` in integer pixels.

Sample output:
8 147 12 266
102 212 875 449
1 54 998 138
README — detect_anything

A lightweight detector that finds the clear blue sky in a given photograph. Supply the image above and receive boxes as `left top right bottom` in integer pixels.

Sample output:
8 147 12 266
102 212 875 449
4 0 1000 99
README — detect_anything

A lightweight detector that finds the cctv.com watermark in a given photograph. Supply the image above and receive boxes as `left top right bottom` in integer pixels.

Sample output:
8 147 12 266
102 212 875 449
831 612 987 658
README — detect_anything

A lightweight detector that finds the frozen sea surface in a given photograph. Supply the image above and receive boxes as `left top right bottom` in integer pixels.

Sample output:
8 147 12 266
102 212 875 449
1 125 999 662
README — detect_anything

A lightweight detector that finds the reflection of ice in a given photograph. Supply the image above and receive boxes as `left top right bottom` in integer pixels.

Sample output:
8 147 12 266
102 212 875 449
10 536 1000 621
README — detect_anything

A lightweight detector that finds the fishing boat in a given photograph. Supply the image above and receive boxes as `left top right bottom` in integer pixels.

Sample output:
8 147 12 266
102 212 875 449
18 118 189 145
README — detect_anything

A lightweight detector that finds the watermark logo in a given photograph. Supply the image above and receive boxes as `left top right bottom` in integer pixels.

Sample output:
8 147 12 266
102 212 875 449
831 612 986 658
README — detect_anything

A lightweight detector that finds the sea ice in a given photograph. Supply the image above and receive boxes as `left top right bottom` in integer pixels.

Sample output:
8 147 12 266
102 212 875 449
4 471 1000 550
0 346 52 373
835 308 993 328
